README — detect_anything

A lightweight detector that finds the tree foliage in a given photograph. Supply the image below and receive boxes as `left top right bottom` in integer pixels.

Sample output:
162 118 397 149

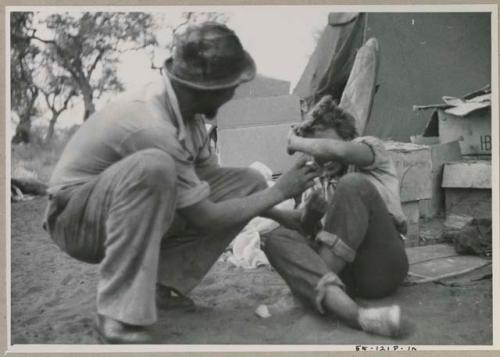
11 12 41 144
29 12 157 120
10 11 228 145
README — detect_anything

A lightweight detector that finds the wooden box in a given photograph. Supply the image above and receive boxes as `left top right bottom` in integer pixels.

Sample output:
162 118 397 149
409 139 462 218
384 141 432 203
402 201 420 247
442 160 492 220
217 95 302 174
438 108 491 156
234 75 290 99
384 141 434 245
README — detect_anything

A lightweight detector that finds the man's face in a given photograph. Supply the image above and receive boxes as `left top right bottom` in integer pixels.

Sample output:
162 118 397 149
197 87 237 119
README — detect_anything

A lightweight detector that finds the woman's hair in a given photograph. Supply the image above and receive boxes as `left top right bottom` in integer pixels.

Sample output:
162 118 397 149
302 95 358 140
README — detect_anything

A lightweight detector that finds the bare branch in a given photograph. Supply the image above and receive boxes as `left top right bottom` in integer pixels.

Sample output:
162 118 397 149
60 89 76 112
51 92 56 108
94 86 105 100
27 33 58 46
86 47 106 80
41 89 57 114
115 43 151 53
41 84 76 116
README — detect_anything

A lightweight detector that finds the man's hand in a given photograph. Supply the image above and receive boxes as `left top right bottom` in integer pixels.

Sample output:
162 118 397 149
180 158 317 234
287 126 301 155
271 157 320 200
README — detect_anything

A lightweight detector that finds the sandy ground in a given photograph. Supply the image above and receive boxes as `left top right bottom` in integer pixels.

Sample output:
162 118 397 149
11 197 493 345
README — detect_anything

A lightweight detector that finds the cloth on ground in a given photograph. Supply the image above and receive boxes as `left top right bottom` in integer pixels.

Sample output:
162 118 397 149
224 162 294 269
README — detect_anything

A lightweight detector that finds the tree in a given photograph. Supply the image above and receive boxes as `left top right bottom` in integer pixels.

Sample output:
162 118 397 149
39 69 77 142
29 12 157 120
11 12 41 144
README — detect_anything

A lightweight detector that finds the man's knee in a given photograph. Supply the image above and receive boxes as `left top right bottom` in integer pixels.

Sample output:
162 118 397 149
132 149 177 188
336 173 374 197
240 167 269 192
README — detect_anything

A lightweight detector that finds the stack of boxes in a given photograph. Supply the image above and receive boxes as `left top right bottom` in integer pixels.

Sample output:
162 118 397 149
410 88 492 238
437 98 492 227
216 76 301 175
383 139 464 246
217 94 301 174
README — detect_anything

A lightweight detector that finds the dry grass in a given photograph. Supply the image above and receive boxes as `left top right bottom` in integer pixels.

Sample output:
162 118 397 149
11 125 79 184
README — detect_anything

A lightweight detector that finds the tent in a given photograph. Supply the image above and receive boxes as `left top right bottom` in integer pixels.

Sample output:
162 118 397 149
293 13 366 107
294 12 491 142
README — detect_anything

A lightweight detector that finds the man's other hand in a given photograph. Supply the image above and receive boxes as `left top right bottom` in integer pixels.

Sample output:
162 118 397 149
272 157 320 200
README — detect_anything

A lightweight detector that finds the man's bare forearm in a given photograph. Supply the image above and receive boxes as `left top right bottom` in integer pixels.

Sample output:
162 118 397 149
262 207 304 232
180 157 319 233
263 207 293 224
179 186 286 233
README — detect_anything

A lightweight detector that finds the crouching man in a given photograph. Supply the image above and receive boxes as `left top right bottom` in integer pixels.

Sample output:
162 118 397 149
262 95 409 338
43 22 319 344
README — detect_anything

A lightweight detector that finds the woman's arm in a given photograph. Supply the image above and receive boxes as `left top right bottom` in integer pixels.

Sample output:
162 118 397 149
263 207 304 232
288 132 374 167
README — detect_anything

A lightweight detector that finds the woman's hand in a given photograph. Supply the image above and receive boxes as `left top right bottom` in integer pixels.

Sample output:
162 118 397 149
301 189 328 237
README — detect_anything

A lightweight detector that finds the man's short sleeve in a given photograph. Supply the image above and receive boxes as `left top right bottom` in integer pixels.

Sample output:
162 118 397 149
353 136 391 172
120 126 210 208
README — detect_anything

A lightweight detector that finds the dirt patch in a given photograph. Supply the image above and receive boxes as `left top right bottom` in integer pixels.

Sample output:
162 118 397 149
11 197 492 345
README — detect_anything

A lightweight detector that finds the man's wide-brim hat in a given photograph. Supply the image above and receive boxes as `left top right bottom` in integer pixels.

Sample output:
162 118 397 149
165 22 256 90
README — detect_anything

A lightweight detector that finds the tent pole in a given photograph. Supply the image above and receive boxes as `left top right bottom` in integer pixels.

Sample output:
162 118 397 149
363 12 368 43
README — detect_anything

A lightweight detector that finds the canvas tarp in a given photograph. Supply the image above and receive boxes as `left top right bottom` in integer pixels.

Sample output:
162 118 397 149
295 12 491 142
293 13 366 107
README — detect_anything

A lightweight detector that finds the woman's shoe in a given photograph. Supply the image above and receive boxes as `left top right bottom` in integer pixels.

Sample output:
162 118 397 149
357 305 401 337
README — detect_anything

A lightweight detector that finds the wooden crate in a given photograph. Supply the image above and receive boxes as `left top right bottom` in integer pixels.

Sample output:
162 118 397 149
402 200 420 247
442 160 492 220
385 141 432 203
416 140 462 218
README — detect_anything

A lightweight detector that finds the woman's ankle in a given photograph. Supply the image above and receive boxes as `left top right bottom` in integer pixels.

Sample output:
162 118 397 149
322 284 360 327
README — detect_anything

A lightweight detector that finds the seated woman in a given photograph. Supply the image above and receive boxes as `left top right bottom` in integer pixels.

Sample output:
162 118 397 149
262 95 409 337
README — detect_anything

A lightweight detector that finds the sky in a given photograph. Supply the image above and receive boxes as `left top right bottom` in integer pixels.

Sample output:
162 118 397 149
118 8 325 92
22 7 327 130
